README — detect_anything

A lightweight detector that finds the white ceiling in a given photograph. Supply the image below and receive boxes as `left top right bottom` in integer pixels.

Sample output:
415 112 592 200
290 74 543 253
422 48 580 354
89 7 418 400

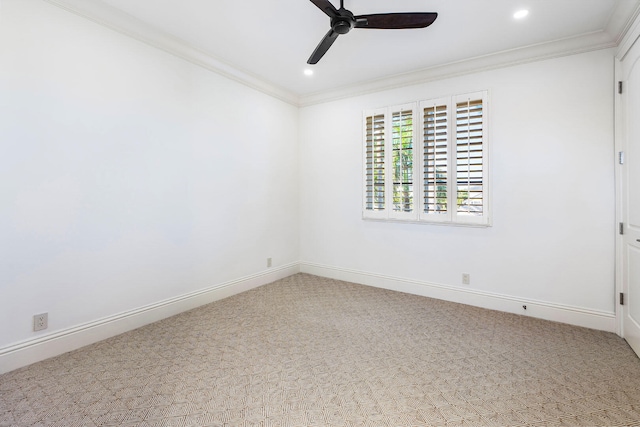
47 0 640 104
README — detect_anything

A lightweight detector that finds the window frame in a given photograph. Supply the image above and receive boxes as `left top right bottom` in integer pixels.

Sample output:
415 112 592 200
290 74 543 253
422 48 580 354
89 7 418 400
362 91 490 226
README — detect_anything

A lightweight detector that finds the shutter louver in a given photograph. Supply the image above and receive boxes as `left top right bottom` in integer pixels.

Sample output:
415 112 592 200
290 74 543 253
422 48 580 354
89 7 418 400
392 109 414 213
456 98 484 216
423 103 448 214
365 113 385 211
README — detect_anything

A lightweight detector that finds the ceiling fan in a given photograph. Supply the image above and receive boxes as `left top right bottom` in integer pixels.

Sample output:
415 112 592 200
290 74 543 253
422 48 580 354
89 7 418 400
307 0 438 64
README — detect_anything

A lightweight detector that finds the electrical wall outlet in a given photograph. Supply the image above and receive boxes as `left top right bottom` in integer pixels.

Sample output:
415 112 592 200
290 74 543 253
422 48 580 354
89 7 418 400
267 257 272 268
33 313 48 331
462 273 470 285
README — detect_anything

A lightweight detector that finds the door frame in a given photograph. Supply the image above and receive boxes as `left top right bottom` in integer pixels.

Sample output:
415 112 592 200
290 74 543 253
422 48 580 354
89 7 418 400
615 21 640 339
615 55 622 337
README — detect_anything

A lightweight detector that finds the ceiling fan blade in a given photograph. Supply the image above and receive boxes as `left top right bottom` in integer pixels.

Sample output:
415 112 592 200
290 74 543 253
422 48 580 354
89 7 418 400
354 12 438 29
307 29 340 64
309 0 339 18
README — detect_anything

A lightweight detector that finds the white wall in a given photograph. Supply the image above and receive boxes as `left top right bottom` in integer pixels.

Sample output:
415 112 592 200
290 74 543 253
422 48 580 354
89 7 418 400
0 0 299 351
0 0 619 371
299 50 616 318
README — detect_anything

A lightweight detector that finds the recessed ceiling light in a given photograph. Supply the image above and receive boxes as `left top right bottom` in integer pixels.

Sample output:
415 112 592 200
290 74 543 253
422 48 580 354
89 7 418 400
304 69 314 76
514 9 529 19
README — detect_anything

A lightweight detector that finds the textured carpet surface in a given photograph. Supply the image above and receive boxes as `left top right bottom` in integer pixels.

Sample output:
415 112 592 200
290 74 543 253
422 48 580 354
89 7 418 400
1 273 640 426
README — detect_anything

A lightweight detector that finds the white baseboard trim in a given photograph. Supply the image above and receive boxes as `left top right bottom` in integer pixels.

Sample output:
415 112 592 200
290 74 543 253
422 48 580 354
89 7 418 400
0 263 299 374
300 262 616 333
2 262 616 374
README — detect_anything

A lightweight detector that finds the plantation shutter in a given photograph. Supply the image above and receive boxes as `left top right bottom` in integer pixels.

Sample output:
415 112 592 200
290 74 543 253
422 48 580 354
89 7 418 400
364 111 386 216
391 106 415 215
363 92 488 225
455 93 486 220
421 99 450 219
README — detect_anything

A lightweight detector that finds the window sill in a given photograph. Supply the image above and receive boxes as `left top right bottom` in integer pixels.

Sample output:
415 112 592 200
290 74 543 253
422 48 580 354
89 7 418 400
362 216 492 228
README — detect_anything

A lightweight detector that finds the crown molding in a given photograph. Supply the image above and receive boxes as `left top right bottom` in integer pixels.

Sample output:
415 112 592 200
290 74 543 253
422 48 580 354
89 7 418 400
298 31 618 106
607 0 640 43
43 0 300 106
42 0 640 108
616 3 640 59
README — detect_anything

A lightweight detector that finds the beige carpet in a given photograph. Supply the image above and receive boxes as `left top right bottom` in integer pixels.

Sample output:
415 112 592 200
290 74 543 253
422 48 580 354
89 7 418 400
1 273 640 426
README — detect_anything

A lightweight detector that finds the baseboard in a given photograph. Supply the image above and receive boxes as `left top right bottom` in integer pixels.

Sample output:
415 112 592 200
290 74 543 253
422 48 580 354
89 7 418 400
2 262 616 374
300 262 616 333
0 263 299 374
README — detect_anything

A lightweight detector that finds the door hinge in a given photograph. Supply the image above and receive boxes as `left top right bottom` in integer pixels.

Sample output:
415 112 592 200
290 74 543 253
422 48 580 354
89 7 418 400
619 81 624 94
620 292 625 305
619 151 625 165
620 222 624 235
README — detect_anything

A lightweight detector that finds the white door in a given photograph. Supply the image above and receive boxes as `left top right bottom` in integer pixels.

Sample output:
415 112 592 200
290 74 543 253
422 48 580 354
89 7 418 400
619 36 640 356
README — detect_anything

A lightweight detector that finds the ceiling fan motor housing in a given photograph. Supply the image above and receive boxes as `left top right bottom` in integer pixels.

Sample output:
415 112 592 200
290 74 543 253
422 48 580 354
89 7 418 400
331 14 355 34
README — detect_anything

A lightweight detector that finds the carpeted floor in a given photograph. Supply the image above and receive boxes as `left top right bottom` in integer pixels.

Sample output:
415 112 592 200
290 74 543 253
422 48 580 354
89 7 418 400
1 273 640 426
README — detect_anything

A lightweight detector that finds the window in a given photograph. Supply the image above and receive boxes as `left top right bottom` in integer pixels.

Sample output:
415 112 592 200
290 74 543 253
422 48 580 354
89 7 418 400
363 91 489 225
